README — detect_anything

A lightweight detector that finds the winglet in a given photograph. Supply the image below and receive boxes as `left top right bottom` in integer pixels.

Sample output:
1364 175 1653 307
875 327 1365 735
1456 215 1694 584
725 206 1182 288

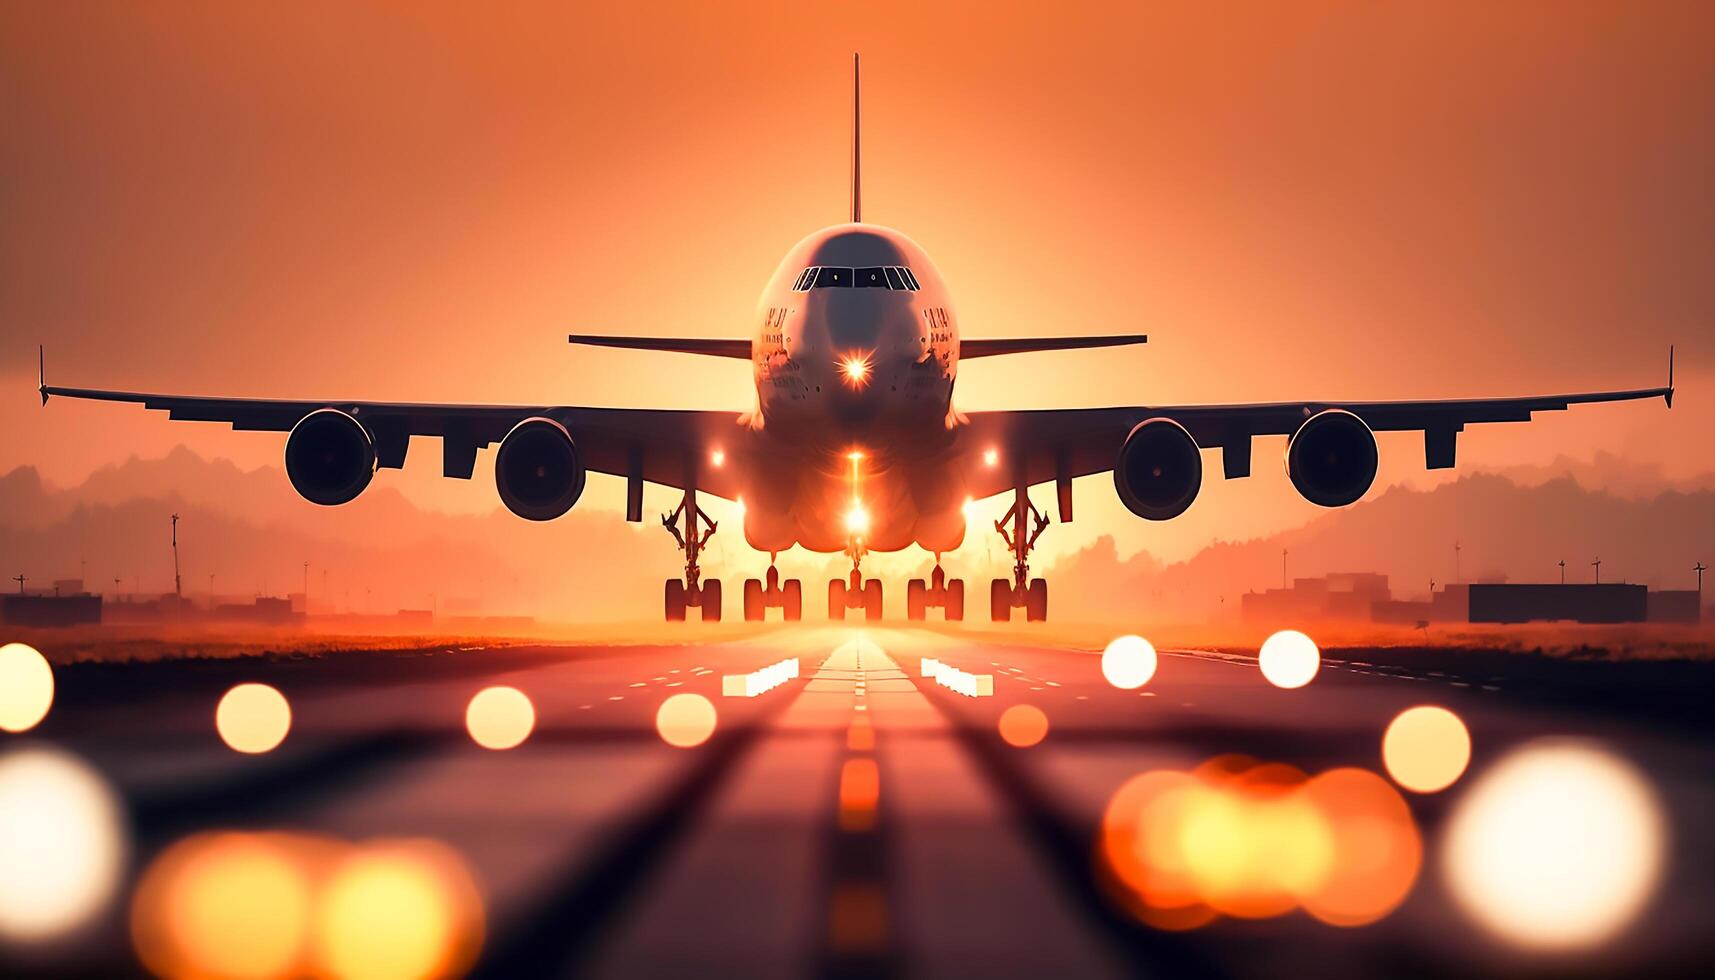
1666 344 1675 408
37 345 46 406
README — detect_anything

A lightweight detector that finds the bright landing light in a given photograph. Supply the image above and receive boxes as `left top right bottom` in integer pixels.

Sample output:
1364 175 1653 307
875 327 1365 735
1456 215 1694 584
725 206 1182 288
1259 630 1320 689
1442 740 1665 951
0 642 54 732
840 355 871 387
1101 635 1158 689
844 502 871 535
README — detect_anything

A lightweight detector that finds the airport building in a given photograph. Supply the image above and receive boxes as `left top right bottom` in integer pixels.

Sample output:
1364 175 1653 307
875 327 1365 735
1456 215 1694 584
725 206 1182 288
1242 573 1392 624
1 592 103 627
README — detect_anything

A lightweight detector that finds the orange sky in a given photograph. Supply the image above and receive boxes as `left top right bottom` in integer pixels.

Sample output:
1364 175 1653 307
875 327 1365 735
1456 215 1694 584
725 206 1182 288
2 2 1711 567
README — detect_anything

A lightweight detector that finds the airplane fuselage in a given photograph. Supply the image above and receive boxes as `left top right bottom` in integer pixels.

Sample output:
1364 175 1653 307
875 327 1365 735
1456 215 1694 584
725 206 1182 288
743 223 967 555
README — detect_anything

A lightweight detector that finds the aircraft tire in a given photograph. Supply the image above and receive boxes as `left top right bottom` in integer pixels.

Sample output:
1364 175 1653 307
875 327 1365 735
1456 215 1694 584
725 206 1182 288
666 579 688 622
783 579 802 621
1025 578 1047 622
907 579 927 621
829 579 847 621
990 579 1011 622
744 579 765 621
945 579 965 621
701 579 722 622
864 579 883 621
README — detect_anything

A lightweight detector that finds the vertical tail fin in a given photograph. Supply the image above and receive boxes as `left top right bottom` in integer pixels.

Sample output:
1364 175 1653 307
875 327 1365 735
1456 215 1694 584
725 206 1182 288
850 53 861 224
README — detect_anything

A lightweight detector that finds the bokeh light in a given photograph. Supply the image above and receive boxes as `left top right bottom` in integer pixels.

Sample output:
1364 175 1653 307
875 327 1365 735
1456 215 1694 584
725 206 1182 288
131 832 323 980
1098 757 1418 930
216 683 292 754
0 748 126 943
839 758 880 832
998 705 1049 748
1101 635 1158 690
0 642 54 733
314 841 484 980
1382 705 1471 793
1442 740 1664 951
464 686 535 750
1258 630 1320 689
655 693 717 749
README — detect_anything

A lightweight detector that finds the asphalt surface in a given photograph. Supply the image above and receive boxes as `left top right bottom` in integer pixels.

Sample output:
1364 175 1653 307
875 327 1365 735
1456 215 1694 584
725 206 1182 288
11 626 1715 978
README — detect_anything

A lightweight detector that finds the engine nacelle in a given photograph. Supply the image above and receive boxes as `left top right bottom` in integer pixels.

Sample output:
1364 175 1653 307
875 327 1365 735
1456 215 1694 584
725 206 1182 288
285 409 376 506
1286 409 1378 507
495 417 586 521
1114 418 1203 521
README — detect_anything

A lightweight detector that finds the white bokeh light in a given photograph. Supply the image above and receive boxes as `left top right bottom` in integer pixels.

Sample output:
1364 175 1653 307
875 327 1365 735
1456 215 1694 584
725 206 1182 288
0 748 127 943
1101 635 1158 689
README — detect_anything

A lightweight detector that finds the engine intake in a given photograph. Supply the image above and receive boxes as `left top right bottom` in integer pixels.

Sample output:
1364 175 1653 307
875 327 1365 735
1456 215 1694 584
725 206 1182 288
1114 418 1202 521
1286 409 1378 507
285 409 376 506
496 417 585 521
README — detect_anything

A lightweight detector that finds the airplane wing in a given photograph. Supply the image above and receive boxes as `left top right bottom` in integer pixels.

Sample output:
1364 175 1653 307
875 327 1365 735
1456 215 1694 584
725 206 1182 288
959 334 1147 358
953 350 1675 504
39 358 751 506
568 335 752 359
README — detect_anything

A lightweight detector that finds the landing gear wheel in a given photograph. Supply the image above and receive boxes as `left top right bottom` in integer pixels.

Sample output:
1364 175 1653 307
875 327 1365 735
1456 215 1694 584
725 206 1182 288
782 579 802 621
907 579 927 621
829 579 848 621
863 579 883 621
666 579 688 622
946 579 965 621
701 579 722 622
744 579 765 621
1025 578 1047 622
990 579 1011 622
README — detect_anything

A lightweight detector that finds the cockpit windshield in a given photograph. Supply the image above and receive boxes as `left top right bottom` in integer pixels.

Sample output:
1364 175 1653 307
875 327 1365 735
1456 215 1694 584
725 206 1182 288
791 266 919 291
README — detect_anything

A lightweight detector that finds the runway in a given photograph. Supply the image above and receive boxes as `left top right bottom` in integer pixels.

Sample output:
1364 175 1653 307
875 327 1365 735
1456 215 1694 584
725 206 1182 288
9 626 1715 978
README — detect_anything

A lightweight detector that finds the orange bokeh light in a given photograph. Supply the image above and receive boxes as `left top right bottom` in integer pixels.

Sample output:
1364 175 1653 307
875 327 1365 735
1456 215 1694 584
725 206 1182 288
997 704 1049 748
464 686 535 751
0 642 54 733
1097 758 1419 931
1382 705 1471 793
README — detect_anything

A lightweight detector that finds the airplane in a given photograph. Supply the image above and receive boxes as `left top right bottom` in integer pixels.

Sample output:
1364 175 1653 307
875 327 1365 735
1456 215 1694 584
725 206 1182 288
39 55 1674 624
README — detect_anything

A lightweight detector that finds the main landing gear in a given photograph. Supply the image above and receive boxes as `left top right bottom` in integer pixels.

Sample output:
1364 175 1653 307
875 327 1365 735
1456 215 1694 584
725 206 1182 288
744 557 803 621
663 488 721 621
991 487 1049 622
829 539 883 621
907 556 965 621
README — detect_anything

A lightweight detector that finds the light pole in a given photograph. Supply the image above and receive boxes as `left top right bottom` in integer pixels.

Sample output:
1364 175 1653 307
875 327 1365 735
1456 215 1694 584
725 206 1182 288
1454 541 1462 584
1281 548 1288 589
1558 559 1566 584
1592 557 1602 584
171 513 182 599
1696 562 1706 596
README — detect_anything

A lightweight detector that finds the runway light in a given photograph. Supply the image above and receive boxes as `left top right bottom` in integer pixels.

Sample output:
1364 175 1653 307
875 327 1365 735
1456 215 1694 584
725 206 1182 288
844 502 871 535
1258 630 1319 689
216 683 292 754
839 758 880 831
131 832 320 980
721 658 799 698
655 693 717 748
464 686 535 750
998 705 1049 748
1101 635 1158 689
313 840 485 980
1442 740 1664 951
982 447 999 467
1383 705 1470 793
0 642 54 732
0 748 126 944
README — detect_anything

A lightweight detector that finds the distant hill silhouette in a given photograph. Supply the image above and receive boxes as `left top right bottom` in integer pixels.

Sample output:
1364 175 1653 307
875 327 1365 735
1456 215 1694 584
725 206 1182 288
3 448 1710 624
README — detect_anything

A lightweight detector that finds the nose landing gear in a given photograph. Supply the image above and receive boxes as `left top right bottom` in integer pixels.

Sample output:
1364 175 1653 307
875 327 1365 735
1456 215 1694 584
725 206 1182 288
663 488 721 621
990 488 1049 622
743 555 803 621
907 555 965 621
829 538 883 621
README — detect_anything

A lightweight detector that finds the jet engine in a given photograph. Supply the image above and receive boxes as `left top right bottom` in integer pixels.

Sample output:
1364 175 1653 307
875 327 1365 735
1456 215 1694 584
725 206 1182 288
285 408 376 506
1286 409 1378 507
1114 418 1203 520
495 417 586 521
